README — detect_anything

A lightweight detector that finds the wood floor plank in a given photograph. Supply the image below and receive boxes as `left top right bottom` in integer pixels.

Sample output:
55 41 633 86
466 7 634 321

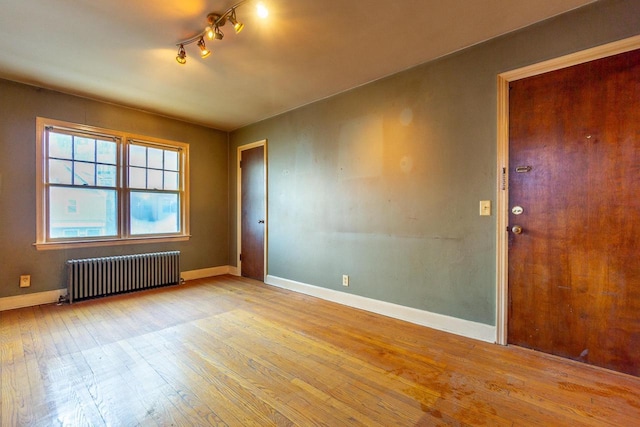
31 352 107 426
207 309 437 424
223 279 639 425
126 334 245 426
195 312 392 426
175 324 319 426
135 326 282 426
2 275 640 426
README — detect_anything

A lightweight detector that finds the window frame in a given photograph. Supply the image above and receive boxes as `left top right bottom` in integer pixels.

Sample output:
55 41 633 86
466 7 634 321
35 117 190 250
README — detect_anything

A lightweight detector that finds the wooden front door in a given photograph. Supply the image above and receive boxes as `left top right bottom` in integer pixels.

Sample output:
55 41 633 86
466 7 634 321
507 49 640 376
240 145 266 281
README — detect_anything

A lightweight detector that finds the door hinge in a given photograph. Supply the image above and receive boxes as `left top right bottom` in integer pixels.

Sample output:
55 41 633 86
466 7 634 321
239 161 242 168
239 253 242 261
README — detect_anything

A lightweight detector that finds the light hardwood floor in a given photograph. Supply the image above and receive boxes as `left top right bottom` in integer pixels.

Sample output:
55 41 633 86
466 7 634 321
1 275 639 426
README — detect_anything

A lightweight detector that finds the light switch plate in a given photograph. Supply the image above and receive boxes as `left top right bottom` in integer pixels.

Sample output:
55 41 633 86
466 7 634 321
480 200 491 216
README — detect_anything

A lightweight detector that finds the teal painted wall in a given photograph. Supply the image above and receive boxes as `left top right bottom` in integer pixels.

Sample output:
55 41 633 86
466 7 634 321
229 0 640 325
0 80 229 298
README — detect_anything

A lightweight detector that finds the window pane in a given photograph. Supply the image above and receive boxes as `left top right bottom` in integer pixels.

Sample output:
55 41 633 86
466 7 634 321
130 192 179 235
129 145 146 167
148 169 163 189
74 137 95 162
74 162 95 186
148 147 163 169
129 167 146 189
49 133 72 159
164 171 179 190
49 187 117 238
97 164 117 187
49 159 72 184
165 150 178 171
97 140 117 165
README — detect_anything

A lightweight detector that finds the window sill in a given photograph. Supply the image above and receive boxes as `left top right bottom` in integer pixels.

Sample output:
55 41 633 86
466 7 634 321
34 235 191 251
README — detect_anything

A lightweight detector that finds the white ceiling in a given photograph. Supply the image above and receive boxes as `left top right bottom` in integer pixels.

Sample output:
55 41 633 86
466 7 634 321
0 0 594 131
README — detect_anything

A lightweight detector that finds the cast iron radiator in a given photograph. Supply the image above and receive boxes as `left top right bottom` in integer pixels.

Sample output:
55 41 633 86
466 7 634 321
66 251 180 303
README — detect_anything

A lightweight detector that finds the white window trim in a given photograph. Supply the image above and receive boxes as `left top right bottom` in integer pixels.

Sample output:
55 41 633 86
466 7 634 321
35 117 190 250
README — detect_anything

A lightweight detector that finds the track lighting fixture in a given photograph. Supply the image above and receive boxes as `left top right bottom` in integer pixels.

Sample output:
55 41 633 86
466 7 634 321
213 26 224 40
197 38 211 58
204 25 224 41
175 44 186 65
175 0 266 65
228 9 244 34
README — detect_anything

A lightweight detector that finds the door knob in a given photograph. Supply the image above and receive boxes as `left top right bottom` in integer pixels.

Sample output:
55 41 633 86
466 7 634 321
511 225 523 235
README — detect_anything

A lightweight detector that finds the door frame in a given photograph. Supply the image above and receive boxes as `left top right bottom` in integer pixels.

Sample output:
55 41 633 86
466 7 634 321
237 139 268 280
495 35 640 345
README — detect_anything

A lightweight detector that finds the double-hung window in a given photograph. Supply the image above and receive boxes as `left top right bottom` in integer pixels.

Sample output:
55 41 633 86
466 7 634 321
36 118 190 249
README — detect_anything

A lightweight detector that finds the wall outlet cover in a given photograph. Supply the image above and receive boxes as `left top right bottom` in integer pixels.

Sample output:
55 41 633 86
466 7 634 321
20 275 31 288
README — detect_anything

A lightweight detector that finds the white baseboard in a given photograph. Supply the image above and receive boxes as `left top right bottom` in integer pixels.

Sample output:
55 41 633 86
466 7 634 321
265 275 497 344
1 265 236 311
1 270 494 345
0 289 67 311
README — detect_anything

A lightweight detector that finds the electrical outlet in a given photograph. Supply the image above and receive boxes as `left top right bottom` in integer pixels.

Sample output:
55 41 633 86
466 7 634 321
20 275 31 288
342 275 349 287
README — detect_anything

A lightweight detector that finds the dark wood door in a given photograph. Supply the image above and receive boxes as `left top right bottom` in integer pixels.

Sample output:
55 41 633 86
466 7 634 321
241 145 265 281
508 49 640 376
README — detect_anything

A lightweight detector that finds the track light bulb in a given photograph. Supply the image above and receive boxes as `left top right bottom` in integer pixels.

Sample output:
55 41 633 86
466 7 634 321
197 38 211 58
256 2 269 19
229 10 244 33
176 45 186 64
205 26 215 40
